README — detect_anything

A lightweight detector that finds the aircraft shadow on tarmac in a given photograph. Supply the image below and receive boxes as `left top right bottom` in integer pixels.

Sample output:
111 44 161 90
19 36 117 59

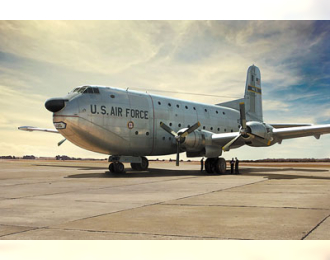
34 164 330 180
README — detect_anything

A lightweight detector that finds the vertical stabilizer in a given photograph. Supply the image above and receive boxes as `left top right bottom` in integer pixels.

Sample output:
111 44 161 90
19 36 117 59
244 65 263 122
216 65 263 122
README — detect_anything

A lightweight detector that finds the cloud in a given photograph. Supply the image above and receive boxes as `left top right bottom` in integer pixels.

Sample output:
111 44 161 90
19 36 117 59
0 21 329 159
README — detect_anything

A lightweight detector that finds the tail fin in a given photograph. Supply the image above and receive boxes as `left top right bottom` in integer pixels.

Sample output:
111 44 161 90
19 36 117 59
244 65 263 122
217 65 263 122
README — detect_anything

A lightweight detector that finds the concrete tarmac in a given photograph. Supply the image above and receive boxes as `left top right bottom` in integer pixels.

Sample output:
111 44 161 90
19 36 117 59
0 160 330 240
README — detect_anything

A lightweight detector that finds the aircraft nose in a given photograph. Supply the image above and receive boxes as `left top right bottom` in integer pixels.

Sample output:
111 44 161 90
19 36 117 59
45 98 68 112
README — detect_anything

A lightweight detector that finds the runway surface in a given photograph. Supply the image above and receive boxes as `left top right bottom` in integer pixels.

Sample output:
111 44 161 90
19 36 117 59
0 160 330 240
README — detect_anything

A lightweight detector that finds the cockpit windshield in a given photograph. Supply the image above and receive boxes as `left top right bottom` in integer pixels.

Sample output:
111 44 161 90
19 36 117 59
71 86 100 94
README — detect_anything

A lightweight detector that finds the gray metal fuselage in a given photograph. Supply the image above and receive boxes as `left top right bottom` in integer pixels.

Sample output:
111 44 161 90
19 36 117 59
54 86 241 156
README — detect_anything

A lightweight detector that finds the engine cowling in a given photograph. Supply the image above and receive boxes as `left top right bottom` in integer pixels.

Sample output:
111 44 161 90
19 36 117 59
245 121 274 147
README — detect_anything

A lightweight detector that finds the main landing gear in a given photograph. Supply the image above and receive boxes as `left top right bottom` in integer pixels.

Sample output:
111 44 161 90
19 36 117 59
205 157 226 174
108 156 149 173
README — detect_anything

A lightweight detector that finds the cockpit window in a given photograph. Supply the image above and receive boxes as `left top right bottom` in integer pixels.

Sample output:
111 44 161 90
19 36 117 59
72 86 100 94
84 87 93 94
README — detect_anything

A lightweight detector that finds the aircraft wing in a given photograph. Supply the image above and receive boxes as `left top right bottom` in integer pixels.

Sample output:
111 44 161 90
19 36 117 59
211 132 246 148
270 123 312 129
18 126 59 134
273 124 330 141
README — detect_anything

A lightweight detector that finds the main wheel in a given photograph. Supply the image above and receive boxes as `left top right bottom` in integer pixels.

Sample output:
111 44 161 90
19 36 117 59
140 157 149 170
130 163 138 170
109 163 115 173
215 158 226 174
205 158 215 173
114 162 125 173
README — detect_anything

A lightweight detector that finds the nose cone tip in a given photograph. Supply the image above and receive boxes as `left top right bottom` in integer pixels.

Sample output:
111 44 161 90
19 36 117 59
45 98 67 113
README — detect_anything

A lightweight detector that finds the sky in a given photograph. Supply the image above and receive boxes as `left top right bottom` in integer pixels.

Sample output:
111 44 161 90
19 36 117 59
1 20 329 160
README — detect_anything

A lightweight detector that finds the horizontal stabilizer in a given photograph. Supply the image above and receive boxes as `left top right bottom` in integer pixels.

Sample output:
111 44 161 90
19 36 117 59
216 98 245 111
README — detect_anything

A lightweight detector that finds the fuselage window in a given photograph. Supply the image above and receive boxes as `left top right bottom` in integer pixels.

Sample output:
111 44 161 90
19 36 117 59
169 123 172 126
224 129 227 132
193 107 196 110
217 128 220 131
178 123 181 127
158 101 161 105
185 106 188 109
205 109 207 112
162 137 165 141
176 104 180 108
110 95 115 98
216 111 218 114
135 131 139 135
231 129 233 132
168 103 171 107
146 132 149 136
210 127 213 131
223 112 225 115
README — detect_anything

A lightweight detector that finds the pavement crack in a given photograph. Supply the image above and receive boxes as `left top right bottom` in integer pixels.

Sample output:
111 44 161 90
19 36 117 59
301 213 330 240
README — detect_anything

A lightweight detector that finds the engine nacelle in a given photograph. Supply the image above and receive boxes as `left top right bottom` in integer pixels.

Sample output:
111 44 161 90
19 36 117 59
246 121 274 147
180 130 213 152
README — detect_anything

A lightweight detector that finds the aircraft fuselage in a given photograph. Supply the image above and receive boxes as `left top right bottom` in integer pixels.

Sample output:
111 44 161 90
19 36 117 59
53 86 241 156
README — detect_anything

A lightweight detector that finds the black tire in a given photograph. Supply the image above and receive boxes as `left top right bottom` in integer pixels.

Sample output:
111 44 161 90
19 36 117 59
140 157 149 170
109 163 115 173
114 162 125 173
205 158 215 173
215 158 226 174
131 163 138 170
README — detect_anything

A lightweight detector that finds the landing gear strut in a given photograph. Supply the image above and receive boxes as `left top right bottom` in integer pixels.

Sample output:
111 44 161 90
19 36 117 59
108 156 149 173
205 157 226 174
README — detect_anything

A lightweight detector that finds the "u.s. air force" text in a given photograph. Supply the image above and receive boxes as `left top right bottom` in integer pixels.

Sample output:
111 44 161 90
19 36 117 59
90 105 149 119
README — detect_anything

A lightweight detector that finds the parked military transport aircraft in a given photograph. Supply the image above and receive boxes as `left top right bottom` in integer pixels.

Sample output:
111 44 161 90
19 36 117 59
19 65 330 174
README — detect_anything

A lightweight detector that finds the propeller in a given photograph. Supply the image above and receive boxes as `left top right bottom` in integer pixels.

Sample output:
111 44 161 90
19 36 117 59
160 121 201 166
222 102 252 152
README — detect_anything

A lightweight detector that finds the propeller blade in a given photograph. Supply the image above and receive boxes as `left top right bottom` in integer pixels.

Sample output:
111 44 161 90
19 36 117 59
58 138 67 146
180 121 201 138
222 134 241 152
160 122 178 137
239 102 247 129
176 141 180 166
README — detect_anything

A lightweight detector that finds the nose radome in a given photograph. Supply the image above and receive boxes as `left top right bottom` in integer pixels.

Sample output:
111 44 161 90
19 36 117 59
45 98 68 112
